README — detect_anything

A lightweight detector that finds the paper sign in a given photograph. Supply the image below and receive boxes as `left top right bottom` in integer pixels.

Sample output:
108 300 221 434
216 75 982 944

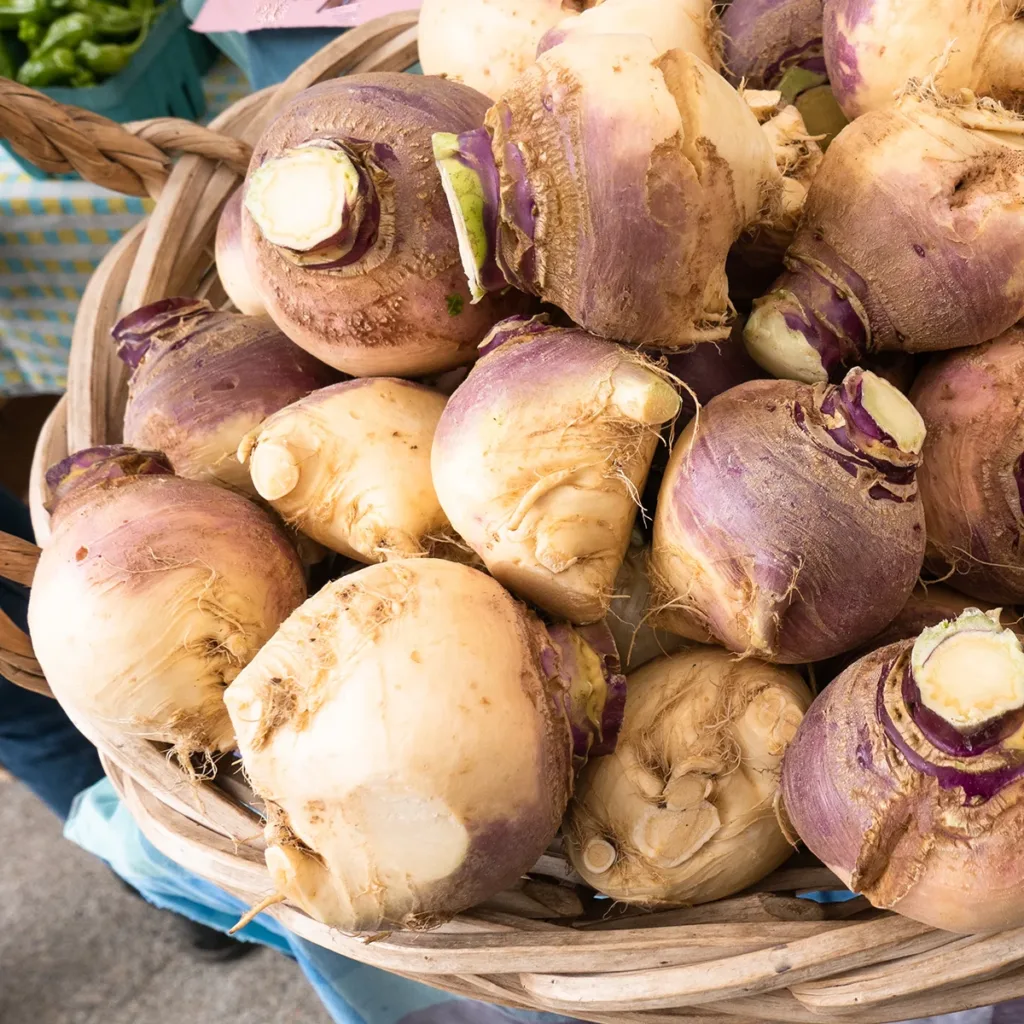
192 0 422 34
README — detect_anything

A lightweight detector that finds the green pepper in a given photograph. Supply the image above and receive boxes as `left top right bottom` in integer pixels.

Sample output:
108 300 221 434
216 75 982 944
0 0 52 30
0 31 15 77
68 60 92 85
16 15 40 47
16 43 76 85
75 31 138 74
35 12 94 54
68 0 141 35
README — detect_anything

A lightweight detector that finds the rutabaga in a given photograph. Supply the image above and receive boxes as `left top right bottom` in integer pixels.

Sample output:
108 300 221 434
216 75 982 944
28 446 306 763
824 0 1024 120
911 327 1024 604
536 0 718 66
651 369 927 663
239 378 460 563
215 188 265 316
241 74 527 378
722 0 825 89
417 0 718 101
116 298 337 496
434 34 781 350
224 558 625 932
783 609 1024 932
431 316 681 624
567 647 811 905
744 89 1024 383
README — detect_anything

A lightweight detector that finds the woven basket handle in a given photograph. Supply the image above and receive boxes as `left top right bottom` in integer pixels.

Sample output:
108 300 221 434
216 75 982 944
0 532 49 698
0 78 252 199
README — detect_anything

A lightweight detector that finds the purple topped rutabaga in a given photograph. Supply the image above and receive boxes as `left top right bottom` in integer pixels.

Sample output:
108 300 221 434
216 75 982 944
782 607 1024 932
115 298 338 496
651 369 926 663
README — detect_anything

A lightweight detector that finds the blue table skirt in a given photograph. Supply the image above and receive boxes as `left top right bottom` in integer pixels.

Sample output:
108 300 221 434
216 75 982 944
65 778 574 1024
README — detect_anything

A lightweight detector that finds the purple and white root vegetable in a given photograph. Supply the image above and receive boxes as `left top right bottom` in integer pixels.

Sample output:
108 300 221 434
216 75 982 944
224 558 625 932
116 299 337 496
824 0 1024 121
431 315 681 624
911 327 1024 604
241 74 526 378
722 0 825 90
28 446 306 762
743 89 1024 384
417 0 718 102
434 34 781 350
536 0 718 66
239 378 459 564
651 368 927 663
783 608 1024 932
567 647 811 905
215 188 265 316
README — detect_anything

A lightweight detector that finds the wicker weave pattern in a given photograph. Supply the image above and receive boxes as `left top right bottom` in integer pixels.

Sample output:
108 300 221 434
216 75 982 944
2 15 1024 1021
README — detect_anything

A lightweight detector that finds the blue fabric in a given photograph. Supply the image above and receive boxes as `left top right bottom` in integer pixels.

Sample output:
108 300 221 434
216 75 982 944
66 778 575 1024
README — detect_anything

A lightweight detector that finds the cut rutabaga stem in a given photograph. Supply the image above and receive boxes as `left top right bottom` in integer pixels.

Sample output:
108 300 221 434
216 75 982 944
536 0 719 66
431 315 681 624
782 609 1024 932
824 0 1024 120
224 558 626 932
28 446 306 763
241 74 528 379
910 326 1024 604
722 0 825 89
115 298 337 496
433 35 781 350
417 0 719 101
567 647 811 905
651 368 926 663
238 378 460 564
215 189 265 316
814 583 1020 683
744 90 1024 383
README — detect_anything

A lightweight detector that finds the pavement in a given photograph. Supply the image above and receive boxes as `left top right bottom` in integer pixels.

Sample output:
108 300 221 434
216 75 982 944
0 776 332 1024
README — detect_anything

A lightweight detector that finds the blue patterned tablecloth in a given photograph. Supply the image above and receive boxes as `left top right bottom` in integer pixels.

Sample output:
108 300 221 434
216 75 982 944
0 59 250 396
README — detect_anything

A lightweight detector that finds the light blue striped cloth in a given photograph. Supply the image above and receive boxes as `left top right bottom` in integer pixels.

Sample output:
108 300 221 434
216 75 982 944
0 59 249 395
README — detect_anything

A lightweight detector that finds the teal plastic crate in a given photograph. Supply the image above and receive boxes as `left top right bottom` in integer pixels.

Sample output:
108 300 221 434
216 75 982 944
2 1 218 181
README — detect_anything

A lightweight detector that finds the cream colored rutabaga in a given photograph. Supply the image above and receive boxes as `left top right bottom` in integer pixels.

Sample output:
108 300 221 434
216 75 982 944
225 558 625 932
239 378 460 564
432 315 681 624
567 647 811 905
783 608 1024 932
824 0 1024 120
417 0 718 101
28 446 306 763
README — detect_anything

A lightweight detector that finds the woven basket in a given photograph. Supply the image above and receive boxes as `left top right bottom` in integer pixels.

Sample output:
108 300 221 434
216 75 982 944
3 17 1024 1021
